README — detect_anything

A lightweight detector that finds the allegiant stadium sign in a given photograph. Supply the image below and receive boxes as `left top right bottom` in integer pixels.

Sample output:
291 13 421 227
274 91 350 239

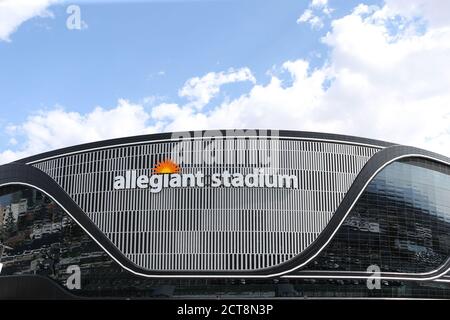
113 160 299 193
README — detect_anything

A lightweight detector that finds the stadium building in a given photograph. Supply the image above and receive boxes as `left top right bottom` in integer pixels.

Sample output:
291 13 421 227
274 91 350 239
0 130 449 299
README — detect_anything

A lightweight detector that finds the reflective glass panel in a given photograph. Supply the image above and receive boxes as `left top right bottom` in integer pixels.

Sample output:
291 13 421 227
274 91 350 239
305 158 450 273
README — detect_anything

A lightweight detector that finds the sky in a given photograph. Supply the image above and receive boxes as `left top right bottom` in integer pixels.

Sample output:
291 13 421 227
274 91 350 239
0 0 449 163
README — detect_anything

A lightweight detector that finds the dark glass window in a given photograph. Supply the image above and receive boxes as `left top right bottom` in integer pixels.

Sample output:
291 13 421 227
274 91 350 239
304 158 450 274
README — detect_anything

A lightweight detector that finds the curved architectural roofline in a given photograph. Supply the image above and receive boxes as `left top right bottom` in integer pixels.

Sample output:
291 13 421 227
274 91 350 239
14 129 395 165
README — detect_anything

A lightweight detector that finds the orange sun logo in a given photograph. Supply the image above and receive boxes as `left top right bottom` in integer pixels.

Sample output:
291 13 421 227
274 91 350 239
153 159 180 174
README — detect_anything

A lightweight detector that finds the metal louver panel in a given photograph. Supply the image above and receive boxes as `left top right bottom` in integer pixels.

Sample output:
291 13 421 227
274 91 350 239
32 137 380 272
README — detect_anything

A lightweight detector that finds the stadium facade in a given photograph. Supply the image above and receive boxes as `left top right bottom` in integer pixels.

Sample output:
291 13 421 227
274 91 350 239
0 129 450 299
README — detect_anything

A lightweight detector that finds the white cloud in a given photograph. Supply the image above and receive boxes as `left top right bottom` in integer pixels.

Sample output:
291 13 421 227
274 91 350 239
158 0 450 157
297 9 313 23
0 0 58 42
0 99 160 164
179 67 256 110
314 1 450 154
2 0 450 163
150 60 329 133
382 0 450 28
297 9 324 29
297 0 333 30
0 67 256 164
311 0 328 9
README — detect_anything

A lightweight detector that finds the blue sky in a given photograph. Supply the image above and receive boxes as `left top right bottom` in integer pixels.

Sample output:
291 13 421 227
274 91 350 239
0 0 375 124
0 0 449 162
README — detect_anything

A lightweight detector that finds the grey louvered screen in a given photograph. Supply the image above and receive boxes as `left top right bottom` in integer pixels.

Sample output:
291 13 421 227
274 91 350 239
32 137 380 271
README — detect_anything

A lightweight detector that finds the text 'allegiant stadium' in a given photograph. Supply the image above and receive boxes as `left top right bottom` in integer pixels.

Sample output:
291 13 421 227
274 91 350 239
113 169 299 193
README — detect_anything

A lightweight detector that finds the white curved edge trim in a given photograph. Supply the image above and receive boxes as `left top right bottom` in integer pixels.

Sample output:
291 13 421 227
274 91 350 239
283 274 450 283
435 279 450 283
0 182 286 279
275 153 450 280
25 135 385 165
4 153 450 279
291 264 450 277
